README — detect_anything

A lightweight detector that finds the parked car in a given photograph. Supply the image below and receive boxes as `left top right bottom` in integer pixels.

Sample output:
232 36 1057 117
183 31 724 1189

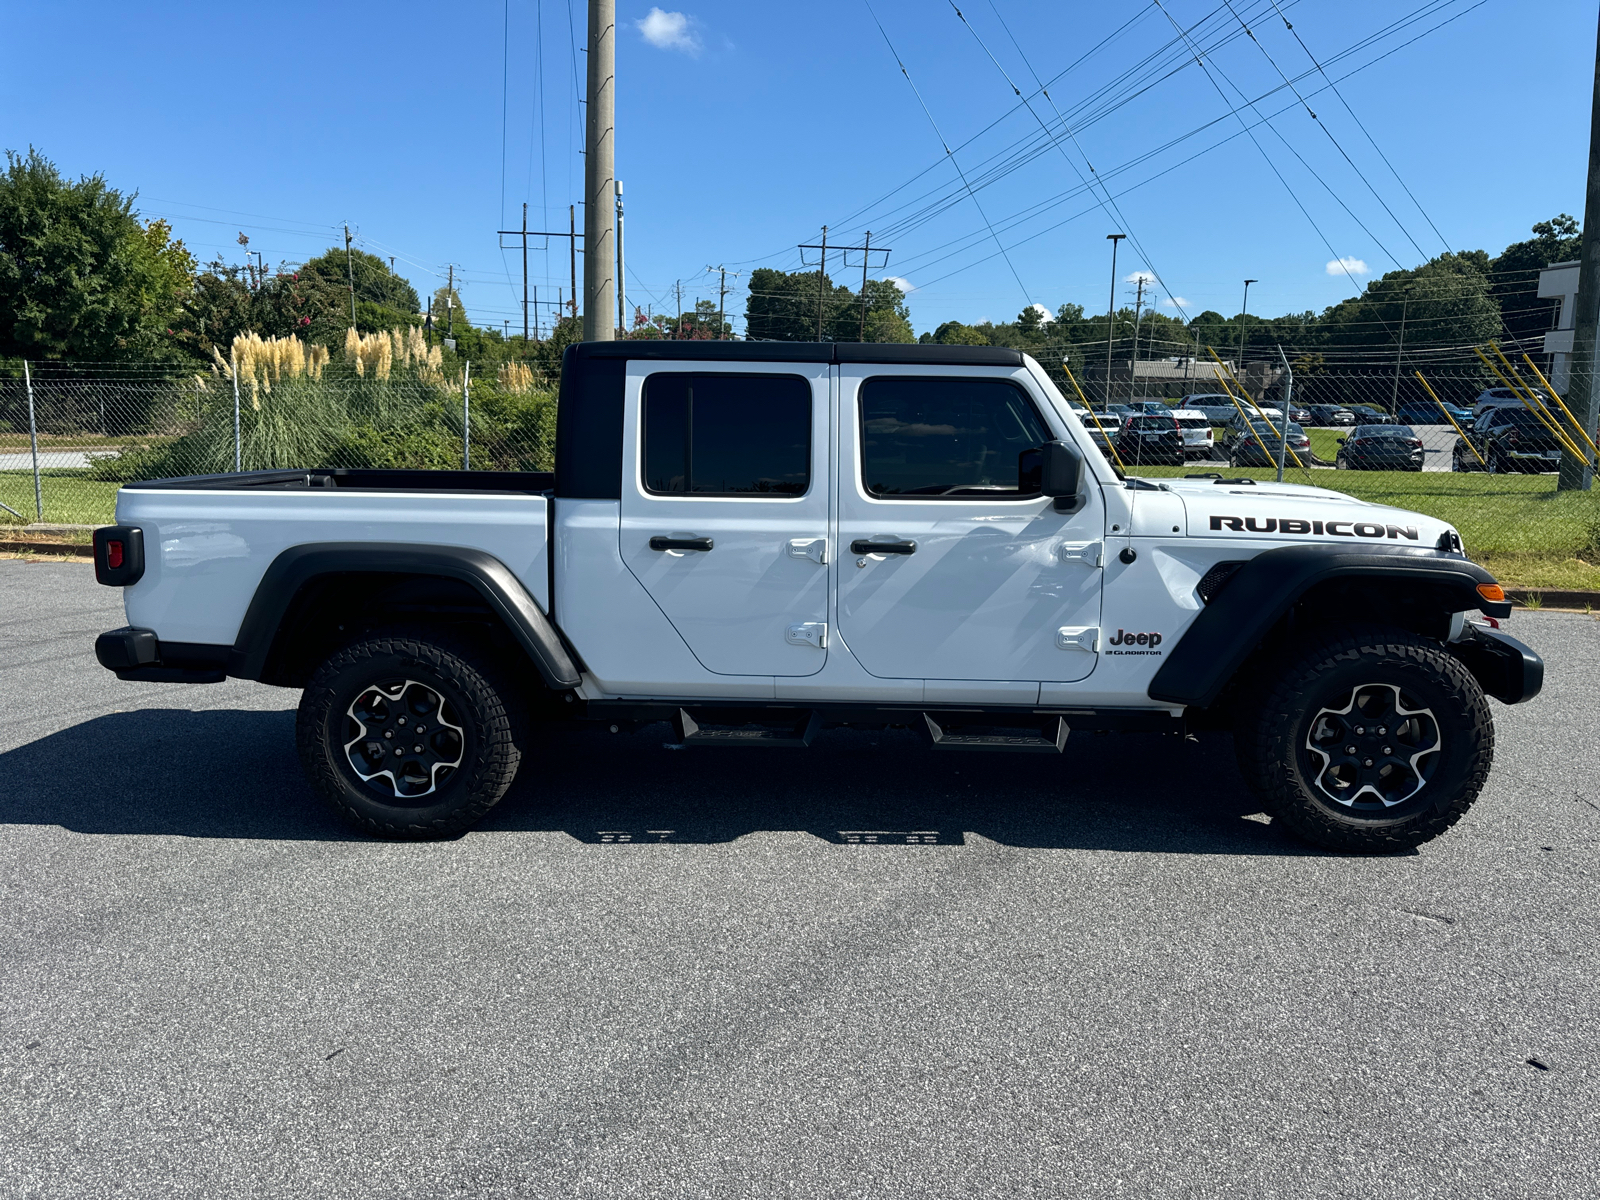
1190 403 1241 424
1131 401 1172 415
1108 404 1139 421
1286 405 1312 424
1171 409 1216 459
1115 413 1185 466
1228 419 1311 467
1080 411 1122 457
1453 408 1564 473
1346 404 1395 426
1305 404 1355 427
1396 400 1471 426
1472 387 1550 420
91 338 1537 854
1335 424 1424 471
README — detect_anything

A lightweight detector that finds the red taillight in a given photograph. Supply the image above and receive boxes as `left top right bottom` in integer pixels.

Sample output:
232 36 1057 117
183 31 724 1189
106 540 124 569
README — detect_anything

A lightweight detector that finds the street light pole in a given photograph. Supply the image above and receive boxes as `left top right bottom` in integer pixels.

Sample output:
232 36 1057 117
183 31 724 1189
1238 279 1257 377
1105 234 1126 408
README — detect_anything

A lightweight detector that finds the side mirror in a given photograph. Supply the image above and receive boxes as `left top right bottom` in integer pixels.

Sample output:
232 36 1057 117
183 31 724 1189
1336 437 1347 445
1021 440 1084 510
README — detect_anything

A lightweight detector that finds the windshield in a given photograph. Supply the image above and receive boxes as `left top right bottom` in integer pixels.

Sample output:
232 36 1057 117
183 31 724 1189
1127 415 1176 430
1360 425 1415 437
1249 422 1305 437
1175 416 1209 429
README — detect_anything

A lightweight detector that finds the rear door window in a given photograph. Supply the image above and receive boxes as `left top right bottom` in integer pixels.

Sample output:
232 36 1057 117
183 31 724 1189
859 377 1051 499
643 372 811 496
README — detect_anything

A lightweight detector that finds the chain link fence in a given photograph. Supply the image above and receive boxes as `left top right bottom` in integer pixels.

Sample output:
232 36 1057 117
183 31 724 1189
3 346 1597 595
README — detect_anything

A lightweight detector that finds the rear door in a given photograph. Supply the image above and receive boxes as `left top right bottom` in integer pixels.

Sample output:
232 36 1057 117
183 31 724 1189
619 362 831 677
834 365 1104 684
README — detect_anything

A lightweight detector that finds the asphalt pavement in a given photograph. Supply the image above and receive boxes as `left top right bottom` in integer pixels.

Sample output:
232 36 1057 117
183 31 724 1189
2 559 1596 1199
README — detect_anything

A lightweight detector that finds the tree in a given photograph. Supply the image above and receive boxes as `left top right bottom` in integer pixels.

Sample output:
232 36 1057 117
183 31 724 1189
1491 214 1581 344
0 148 195 361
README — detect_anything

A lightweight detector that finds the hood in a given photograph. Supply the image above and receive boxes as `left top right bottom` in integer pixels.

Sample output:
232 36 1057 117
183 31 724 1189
1155 476 1459 552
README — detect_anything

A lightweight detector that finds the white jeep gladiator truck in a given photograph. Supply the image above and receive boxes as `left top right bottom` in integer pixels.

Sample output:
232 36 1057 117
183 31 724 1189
91 342 1542 851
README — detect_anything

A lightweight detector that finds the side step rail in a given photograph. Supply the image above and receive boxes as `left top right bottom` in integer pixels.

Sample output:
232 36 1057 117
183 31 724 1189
673 708 821 748
923 713 1069 753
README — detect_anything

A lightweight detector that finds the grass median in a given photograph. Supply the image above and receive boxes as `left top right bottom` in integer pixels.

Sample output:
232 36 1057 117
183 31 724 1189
1133 464 1600 590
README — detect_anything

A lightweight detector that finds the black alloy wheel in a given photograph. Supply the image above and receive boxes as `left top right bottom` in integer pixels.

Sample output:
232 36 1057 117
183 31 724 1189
1235 623 1494 852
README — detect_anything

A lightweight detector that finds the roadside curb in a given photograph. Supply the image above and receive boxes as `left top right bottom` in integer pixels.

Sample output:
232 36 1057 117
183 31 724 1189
0 540 91 558
1507 588 1600 611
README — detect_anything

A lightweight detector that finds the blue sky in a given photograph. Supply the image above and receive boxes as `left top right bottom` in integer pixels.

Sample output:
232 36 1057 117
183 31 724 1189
2 0 1592 338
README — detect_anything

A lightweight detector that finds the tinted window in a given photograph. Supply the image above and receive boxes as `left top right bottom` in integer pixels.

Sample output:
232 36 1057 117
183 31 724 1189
1176 416 1209 429
860 377 1051 499
643 373 810 496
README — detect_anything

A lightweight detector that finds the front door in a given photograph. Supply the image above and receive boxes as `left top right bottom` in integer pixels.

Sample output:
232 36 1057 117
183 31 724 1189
619 362 831 677
834 366 1104 683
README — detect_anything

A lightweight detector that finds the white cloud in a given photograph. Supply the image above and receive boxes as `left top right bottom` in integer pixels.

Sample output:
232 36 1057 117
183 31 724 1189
1124 270 1157 286
636 8 699 52
1326 256 1370 277
1026 302 1052 323
883 276 914 294
1161 296 1191 309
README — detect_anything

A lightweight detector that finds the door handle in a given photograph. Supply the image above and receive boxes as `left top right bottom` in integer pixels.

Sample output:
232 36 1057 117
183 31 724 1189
850 539 916 556
649 536 714 552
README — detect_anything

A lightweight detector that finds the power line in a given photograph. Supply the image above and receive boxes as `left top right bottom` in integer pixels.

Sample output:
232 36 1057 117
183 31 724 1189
1267 0 1452 254
1221 0 1430 263
861 0 1032 302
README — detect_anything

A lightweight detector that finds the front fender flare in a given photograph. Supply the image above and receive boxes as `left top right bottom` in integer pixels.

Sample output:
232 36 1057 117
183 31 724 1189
1148 545 1508 708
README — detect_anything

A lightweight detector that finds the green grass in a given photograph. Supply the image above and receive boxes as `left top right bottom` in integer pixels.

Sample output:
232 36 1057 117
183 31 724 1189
0 471 121 526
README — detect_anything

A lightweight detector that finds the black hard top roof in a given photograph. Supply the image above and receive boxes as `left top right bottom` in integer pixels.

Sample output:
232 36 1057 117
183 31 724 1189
566 340 1024 367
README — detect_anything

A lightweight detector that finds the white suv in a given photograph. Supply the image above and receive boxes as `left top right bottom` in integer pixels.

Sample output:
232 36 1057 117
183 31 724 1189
1171 409 1215 459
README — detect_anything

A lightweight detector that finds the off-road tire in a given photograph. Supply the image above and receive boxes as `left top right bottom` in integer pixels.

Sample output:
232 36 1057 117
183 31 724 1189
297 630 525 838
1236 624 1494 853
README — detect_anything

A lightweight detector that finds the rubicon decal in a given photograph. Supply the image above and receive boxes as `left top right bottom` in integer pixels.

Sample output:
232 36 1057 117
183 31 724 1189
1106 629 1163 656
1209 515 1418 540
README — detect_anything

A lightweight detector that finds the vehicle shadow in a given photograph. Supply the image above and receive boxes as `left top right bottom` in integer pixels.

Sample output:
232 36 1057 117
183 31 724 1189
0 710 1324 855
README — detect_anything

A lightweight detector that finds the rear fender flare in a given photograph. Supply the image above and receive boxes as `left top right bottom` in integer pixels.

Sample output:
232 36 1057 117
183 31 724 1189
229 543 582 689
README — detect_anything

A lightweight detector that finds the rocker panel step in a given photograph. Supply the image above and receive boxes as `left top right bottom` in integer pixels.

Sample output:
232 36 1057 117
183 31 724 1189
923 713 1069 753
674 708 821 747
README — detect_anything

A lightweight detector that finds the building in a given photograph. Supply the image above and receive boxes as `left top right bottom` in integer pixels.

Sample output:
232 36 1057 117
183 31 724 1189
1537 258 1579 392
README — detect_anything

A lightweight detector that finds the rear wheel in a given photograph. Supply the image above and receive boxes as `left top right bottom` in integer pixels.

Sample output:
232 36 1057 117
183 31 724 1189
296 630 526 838
1236 625 1493 852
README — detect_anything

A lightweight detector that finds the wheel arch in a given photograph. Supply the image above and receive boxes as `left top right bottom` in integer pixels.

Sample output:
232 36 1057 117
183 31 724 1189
1149 545 1512 710
228 543 583 690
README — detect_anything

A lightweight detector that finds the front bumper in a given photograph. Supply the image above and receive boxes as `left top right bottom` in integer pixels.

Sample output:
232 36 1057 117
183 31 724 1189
1448 623 1543 704
96 627 228 683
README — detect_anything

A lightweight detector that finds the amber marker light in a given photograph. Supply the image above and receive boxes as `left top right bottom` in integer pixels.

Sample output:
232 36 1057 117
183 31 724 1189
1477 583 1506 603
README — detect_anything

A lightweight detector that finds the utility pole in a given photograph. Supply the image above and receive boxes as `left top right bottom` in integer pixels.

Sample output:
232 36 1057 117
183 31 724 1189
1105 234 1125 408
570 205 578 321
498 210 582 340
615 180 626 335
1129 274 1147 404
1238 279 1257 375
1389 281 1412 413
817 226 828 339
447 265 455 336
796 229 890 344
707 265 740 339
1565 15 1600 493
858 232 872 342
344 224 356 328
583 0 616 340
673 280 684 339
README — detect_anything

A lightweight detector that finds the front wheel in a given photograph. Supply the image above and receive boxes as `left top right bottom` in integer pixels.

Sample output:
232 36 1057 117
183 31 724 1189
296 631 527 838
1235 625 1494 852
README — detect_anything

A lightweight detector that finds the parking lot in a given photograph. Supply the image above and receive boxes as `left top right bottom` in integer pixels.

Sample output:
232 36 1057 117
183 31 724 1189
2 558 1597 1198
